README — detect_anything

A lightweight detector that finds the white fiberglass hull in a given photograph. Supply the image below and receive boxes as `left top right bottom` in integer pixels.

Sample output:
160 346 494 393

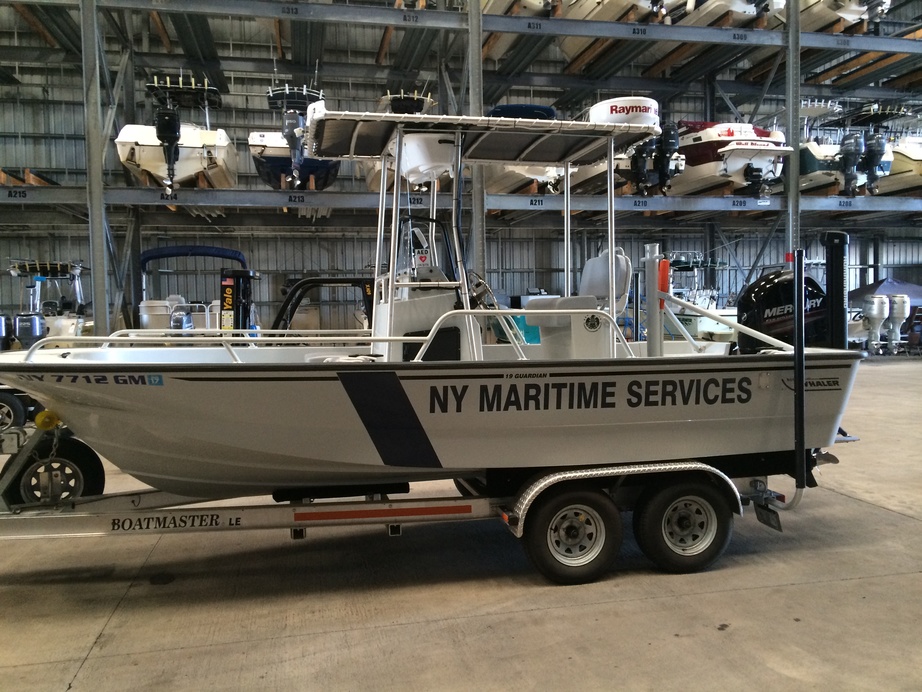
874 139 922 195
0 347 859 499
116 123 238 188
667 147 786 195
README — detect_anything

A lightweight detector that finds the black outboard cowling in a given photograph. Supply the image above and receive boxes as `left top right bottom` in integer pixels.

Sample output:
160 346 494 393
154 107 181 188
859 132 886 194
654 121 680 190
838 132 863 196
630 138 657 193
736 270 829 353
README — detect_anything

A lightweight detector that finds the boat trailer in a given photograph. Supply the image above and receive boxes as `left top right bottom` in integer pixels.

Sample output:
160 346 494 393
0 424 822 585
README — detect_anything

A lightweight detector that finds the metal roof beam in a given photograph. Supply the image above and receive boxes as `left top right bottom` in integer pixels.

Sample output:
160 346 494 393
10 0 922 54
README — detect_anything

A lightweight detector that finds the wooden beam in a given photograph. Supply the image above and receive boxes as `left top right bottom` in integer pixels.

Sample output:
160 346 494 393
12 4 59 49
564 5 639 75
149 11 172 54
273 19 284 60
376 0 404 66
643 11 734 79
0 169 26 186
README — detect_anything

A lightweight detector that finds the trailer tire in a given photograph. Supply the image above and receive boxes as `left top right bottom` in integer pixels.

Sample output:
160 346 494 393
0 391 27 431
8 436 105 505
633 481 732 574
523 487 622 585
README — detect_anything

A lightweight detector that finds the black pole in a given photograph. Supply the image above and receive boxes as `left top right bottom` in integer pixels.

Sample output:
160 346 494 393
823 231 849 350
794 249 806 489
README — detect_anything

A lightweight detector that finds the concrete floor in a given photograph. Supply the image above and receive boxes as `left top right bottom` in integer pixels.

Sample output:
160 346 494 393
1 357 921 691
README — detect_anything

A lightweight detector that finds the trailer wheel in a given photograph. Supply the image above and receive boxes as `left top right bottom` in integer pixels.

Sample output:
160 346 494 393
633 481 732 574
0 391 26 431
523 488 622 585
8 436 105 505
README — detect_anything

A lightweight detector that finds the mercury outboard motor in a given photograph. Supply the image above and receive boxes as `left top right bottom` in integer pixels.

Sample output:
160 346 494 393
859 133 886 194
154 106 181 191
736 270 829 354
838 132 863 197
654 121 680 192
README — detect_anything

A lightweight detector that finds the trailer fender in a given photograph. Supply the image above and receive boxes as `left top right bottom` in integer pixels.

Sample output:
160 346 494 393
503 461 742 539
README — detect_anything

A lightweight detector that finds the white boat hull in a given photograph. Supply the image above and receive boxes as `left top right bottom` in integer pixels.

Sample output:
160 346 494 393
0 347 860 498
116 124 238 188
874 138 922 195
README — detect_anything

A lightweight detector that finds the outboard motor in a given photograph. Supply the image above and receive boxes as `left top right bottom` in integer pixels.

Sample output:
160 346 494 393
859 133 887 194
653 121 680 192
282 109 306 184
861 294 889 349
630 138 657 194
742 163 764 190
736 270 829 353
838 132 863 196
154 106 181 190
884 294 911 351
0 315 12 351
13 313 46 349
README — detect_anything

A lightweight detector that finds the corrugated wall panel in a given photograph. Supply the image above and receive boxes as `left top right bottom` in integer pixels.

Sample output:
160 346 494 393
2 232 921 327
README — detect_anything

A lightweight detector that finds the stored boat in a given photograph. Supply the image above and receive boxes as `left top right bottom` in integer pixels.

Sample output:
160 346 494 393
666 121 792 196
364 92 437 192
0 99 860 584
115 76 237 192
557 0 685 66
483 104 565 194
796 132 888 195
482 0 550 62
571 119 684 196
643 0 785 78
248 86 340 191
873 136 922 195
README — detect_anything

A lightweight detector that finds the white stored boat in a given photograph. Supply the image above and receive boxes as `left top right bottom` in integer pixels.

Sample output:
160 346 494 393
115 77 237 191
0 99 860 584
483 105 565 194
364 92 438 192
796 132 888 195
482 0 550 62
873 136 922 195
667 121 792 196
643 0 785 76
557 0 685 66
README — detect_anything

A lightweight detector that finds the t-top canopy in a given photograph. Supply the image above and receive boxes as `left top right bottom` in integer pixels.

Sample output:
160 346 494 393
304 101 661 167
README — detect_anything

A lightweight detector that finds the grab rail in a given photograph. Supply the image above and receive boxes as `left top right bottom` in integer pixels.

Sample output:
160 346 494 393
21 308 632 364
415 308 634 361
660 292 793 352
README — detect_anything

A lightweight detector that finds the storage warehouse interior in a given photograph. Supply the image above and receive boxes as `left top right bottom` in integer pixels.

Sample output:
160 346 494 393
1 1 921 689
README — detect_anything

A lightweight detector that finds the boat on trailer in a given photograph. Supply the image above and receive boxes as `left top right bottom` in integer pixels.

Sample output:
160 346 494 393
0 99 860 584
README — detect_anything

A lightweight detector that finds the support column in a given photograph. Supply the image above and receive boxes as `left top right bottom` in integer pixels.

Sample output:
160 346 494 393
467 0 485 278
81 0 111 334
